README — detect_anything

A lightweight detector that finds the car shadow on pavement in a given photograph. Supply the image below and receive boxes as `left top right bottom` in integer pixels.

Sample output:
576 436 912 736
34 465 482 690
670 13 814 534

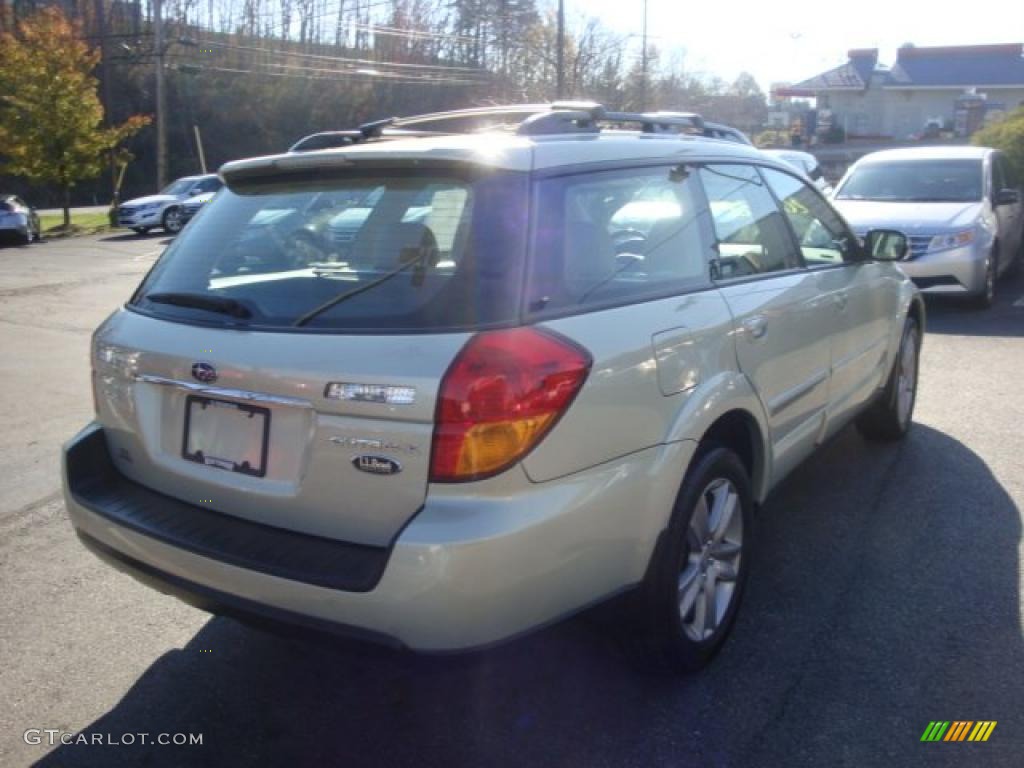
98 232 172 245
924 267 1024 337
35 425 1022 768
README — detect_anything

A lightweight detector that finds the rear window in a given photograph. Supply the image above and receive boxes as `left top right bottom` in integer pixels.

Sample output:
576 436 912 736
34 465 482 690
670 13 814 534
131 168 529 332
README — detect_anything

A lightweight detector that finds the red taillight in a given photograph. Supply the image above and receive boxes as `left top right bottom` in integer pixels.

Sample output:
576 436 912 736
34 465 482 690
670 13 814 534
430 327 592 482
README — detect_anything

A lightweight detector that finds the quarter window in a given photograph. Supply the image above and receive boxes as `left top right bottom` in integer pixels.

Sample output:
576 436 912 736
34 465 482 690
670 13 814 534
699 164 795 278
760 167 857 266
527 165 710 313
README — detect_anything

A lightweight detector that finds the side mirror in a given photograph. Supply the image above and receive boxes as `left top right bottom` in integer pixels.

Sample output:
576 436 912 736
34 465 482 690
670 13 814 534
864 229 909 261
995 188 1020 206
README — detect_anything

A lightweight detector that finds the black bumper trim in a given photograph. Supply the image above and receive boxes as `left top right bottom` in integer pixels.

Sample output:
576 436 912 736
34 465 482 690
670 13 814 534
912 276 962 289
77 531 404 649
66 427 390 592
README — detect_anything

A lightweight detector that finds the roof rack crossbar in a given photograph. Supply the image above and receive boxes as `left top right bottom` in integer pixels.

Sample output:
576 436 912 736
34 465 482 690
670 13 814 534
291 102 751 151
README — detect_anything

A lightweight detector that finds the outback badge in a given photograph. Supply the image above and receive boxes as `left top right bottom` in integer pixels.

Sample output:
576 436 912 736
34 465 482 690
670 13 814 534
352 455 402 476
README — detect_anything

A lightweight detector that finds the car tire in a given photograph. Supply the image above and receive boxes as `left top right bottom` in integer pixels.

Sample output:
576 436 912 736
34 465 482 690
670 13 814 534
162 207 184 235
856 315 920 442
972 248 997 309
132 227 150 235
634 446 753 672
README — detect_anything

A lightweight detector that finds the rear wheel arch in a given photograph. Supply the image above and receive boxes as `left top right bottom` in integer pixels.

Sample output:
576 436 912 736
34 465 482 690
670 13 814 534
905 296 929 342
906 295 925 336
694 409 766 505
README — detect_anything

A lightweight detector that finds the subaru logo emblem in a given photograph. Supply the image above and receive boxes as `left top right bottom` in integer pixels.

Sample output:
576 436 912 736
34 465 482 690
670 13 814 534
191 362 218 384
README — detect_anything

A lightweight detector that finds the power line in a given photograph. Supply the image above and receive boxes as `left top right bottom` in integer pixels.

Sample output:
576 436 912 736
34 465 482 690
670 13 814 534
198 37 488 75
175 62 484 87
250 58 489 83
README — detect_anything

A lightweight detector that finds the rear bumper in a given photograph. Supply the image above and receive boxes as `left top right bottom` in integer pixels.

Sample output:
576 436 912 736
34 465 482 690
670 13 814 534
0 222 30 238
65 426 389 592
64 423 693 651
896 243 987 294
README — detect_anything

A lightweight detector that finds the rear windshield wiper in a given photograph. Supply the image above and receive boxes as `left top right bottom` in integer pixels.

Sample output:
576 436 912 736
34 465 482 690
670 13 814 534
294 240 439 327
144 291 253 319
293 259 417 327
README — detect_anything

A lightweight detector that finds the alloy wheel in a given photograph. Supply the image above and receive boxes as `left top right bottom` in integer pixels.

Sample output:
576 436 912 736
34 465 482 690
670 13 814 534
678 477 743 642
164 208 183 234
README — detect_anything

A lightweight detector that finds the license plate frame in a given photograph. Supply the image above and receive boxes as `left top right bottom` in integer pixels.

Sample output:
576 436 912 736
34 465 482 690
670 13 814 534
182 395 270 477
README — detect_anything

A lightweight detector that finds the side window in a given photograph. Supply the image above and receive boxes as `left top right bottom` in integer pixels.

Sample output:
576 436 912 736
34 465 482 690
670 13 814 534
527 165 711 313
699 164 796 278
194 178 221 194
760 166 857 266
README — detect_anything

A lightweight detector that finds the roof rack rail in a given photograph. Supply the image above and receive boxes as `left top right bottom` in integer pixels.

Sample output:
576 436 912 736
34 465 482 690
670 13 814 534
289 118 401 152
289 131 365 152
393 103 709 137
289 102 749 151
358 117 396 138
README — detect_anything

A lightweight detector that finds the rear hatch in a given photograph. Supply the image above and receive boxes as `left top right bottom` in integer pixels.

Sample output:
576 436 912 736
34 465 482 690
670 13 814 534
96 162 529 547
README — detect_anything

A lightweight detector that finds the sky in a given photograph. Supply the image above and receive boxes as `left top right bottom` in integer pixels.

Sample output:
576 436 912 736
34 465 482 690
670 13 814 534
566 0 1024 92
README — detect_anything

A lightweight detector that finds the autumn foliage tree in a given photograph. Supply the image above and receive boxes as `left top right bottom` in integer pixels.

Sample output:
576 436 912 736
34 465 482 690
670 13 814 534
974 106 1024 183
0 7 149 226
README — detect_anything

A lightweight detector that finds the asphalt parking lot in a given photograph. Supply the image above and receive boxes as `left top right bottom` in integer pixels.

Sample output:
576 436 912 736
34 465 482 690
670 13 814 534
1 233 1021 767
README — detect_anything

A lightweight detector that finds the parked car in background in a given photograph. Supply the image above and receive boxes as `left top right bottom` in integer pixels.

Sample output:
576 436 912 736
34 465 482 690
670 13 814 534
0 195 41 244
761 149 832 194
64 103 923 672
833 146 1023 308
179 188 221 228
117 174 223 235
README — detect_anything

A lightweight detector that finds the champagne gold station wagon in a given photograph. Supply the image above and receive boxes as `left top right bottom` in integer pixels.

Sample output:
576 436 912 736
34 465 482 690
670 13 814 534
63 103 923 670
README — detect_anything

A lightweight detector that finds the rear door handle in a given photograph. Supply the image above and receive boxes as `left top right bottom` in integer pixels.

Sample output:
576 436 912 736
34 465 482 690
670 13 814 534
834 291 848 311
743 316 768 340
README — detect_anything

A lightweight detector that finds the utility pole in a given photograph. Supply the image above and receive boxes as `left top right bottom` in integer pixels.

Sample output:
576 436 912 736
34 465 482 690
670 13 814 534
95 0 116 201
154 0 167 189
639 0 648 111
193 125 207 174
556 0 565 99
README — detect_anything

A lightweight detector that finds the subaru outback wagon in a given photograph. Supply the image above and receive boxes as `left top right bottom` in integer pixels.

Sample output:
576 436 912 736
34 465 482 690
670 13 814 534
64 103 923 670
